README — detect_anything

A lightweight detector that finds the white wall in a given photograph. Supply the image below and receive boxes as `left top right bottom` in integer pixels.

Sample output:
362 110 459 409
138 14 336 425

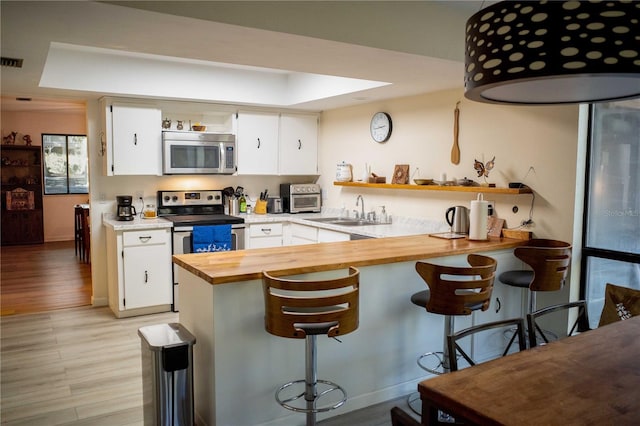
318 88 580 242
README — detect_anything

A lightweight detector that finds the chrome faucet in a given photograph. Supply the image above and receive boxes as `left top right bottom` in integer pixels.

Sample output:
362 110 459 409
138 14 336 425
356 195 364 220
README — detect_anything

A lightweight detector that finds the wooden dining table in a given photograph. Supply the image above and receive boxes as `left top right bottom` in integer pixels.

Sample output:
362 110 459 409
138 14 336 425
418 315 640 425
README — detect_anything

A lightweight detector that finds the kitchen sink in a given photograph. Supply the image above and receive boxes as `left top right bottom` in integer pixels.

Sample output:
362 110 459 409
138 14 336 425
331 220 378 226
307 217 378 226
306 217 341 223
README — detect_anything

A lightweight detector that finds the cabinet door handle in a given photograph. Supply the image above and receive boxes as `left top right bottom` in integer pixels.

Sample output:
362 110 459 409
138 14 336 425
138 236 152 243
298 139 301 150
134 133 138 145
144 270 148 283
257 137 261 149
261 228 272 234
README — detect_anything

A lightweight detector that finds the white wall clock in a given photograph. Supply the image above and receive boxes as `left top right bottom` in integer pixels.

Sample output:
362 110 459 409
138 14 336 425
370 112 392 143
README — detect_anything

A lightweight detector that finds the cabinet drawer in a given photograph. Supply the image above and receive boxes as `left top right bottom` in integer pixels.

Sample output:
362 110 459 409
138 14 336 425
123 229 169 247
249 223 283 238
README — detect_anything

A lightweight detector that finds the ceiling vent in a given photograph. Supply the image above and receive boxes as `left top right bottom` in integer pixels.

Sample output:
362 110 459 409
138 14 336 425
1 57 24 68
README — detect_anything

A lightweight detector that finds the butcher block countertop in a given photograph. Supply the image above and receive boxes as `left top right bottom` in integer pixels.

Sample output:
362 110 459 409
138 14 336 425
173 235 525 285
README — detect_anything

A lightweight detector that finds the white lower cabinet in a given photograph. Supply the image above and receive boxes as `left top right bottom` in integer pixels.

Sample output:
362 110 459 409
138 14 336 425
289 223 318 245
317 228 350 243
247 222 283 249
106 227 173 317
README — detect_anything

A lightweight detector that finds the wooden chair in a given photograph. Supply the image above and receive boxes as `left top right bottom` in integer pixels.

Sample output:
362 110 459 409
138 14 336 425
81 208 90 264
74 205 84 259
408 254 496 415
499 239 571 315
527 300 589 347
262 267 359 426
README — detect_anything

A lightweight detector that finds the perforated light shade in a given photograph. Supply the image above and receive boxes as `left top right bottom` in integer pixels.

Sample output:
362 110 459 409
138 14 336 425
464 1 640 105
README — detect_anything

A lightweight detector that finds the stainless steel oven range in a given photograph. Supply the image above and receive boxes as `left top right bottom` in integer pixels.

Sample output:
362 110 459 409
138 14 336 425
157 190 245 311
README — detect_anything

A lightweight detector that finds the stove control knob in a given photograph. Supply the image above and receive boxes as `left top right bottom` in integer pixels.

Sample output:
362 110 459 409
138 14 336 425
172 196 178 202
164 196 170 202
207 195 213 200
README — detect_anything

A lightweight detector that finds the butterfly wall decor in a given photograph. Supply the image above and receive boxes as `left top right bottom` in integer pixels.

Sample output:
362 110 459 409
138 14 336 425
474 156 495 182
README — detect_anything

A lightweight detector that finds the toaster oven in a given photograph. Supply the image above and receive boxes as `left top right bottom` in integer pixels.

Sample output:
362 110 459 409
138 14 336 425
280 183 321 213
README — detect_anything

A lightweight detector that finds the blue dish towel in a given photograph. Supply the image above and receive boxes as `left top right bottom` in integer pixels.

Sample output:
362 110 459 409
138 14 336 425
192 225 232 253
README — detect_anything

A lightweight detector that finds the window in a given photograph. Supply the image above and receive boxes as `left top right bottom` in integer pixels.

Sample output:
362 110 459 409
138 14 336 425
581 101 640 328
42 134 89 194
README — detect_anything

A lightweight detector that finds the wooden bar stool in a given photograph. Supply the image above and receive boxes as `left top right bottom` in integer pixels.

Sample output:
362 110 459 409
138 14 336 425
407 254 496 416
262 267 359 426
499 239 571 343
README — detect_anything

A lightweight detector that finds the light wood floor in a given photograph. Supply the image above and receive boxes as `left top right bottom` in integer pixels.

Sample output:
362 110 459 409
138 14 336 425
1 241 92 316
0 242 417 425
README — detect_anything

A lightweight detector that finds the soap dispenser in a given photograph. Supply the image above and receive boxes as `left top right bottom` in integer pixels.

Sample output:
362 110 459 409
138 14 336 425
380 206 388 223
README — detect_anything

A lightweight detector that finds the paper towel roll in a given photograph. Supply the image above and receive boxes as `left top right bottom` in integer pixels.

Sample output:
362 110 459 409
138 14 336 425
469 194 488 240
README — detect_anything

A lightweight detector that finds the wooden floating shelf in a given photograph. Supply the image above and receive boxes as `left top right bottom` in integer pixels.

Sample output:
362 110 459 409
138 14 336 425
333 181 533 195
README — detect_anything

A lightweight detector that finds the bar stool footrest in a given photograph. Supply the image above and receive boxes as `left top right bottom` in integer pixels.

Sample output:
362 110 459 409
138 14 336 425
276 379 347 413
417 351 446 376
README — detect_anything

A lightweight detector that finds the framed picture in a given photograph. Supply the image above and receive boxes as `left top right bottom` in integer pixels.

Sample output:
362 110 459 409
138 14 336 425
392 164 409 184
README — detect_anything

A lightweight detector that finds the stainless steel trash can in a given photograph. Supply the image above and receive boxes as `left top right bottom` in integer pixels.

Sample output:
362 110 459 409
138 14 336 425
138 323 196 426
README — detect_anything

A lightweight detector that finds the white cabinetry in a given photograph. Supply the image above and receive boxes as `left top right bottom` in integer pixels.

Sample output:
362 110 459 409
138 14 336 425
101 99 162 176
317 228 350 243
279 113 318 175
106 227 173 317
247 222 283 249
290 223 318 245
236 111 318 175
236 111 279 175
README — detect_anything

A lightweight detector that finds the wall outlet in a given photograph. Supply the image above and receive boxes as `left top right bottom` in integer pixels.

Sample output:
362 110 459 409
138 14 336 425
486 200 495 216
135 190 144 201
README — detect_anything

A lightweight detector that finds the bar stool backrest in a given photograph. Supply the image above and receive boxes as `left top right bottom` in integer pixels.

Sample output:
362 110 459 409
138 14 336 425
415 254 497 316
514 239 571 293
262 267 359 339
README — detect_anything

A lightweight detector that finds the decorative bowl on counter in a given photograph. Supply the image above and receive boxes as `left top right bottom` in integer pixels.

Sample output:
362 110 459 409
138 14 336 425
192 125 206 131
456 178 475 186
414 179 434 185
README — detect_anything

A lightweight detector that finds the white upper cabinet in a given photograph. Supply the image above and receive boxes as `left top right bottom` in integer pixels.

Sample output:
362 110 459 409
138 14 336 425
236 111 319 175
102 100 162 176
279 113 318 175
236 111 279 175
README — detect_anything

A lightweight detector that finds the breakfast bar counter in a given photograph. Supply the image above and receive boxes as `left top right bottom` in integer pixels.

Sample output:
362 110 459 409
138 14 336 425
175 236 528 426
173 234 525 285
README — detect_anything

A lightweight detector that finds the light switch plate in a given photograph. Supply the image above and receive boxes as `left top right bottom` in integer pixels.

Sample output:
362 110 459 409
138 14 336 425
486 200 495 216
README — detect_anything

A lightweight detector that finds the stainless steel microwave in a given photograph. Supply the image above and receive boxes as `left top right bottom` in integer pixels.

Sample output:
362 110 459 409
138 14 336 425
162 131 236 175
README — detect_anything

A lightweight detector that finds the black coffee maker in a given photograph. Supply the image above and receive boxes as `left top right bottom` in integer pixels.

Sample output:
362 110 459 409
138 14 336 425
116 195 136 221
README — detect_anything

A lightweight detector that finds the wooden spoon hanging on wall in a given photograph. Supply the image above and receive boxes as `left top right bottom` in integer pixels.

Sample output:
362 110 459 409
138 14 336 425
451 101 461 165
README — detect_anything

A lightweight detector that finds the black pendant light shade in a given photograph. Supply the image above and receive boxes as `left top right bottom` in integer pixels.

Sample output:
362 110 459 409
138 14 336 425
464 1 640 105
